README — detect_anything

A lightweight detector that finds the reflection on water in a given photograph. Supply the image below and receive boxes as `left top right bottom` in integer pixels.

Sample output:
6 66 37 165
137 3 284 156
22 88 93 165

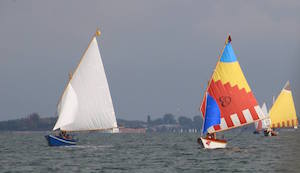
1 130 300 172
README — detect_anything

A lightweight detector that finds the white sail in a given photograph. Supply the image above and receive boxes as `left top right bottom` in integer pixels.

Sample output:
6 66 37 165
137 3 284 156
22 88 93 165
54 36 118 131
261 103 268 116
53 84 78 130
261 102 270 129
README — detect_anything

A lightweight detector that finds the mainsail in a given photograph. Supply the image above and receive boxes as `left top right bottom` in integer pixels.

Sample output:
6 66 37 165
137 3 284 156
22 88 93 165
269 81 298 128
200 35 267 134
53 32 118 131
254 103 270 131
261 103 271 129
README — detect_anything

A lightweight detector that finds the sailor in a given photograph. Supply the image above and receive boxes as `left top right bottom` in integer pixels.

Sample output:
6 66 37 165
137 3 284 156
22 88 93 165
207 133 216 139
59 130 69 139
59 131 63 137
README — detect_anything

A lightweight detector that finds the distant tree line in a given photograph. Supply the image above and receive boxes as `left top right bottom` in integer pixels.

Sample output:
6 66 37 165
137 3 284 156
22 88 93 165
0 113 203 132
145 113 203 132
0 113 56 131
147 113 202 127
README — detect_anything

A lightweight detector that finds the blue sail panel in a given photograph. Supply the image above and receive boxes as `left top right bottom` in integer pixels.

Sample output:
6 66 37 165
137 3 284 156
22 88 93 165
220 42 237 62
202 93 221 134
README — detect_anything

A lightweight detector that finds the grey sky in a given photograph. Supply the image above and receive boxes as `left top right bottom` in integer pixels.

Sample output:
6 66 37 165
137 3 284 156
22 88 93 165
0 0 299 121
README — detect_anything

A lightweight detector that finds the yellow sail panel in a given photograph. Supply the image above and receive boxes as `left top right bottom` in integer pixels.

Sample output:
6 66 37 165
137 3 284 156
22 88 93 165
212 62 251 93
269 81 298 128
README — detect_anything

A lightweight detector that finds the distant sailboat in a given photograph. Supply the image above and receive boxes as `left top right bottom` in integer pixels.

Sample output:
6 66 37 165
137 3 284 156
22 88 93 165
253 119 262 134
253 103 270 134
198 35 267 149
264 81 298 136
45 29 118 146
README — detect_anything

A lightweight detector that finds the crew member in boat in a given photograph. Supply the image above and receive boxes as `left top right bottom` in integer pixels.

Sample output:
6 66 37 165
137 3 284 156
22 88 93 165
59 130 72 140
197 133 216 145
206 133 216 140
264 127 277 136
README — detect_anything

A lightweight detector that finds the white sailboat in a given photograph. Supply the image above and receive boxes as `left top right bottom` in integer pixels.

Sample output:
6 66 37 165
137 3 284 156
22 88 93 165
253 103 270 134
45 29 118 146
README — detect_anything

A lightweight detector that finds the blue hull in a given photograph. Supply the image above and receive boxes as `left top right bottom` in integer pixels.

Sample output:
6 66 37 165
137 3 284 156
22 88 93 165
45 135 77 146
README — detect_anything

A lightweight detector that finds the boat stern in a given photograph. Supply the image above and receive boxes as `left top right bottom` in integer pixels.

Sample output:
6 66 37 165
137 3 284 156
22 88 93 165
200 137 227 149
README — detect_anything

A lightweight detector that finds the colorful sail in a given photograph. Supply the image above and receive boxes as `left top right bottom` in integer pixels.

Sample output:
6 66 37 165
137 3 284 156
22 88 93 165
202 93 221 134
269 81 298 128
200 35 267 133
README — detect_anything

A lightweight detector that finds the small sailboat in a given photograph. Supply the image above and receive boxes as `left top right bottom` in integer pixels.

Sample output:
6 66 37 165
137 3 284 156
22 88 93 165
45 29 118 146
253 119 262 134
253 103 270 134
264 81 298 136
198 35 267 149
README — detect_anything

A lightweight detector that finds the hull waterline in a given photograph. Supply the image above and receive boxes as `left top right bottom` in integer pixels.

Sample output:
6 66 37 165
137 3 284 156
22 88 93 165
45 135 77 146
200 137 227 149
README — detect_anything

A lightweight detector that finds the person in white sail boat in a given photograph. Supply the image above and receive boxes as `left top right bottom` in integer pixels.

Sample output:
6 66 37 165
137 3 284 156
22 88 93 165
59 131 72 140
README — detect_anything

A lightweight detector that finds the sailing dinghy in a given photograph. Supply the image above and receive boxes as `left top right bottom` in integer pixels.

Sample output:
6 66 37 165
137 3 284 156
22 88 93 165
253 119 262 134
253 103 270 134
198 35 267 149
45 29 118 146
264 81 298 136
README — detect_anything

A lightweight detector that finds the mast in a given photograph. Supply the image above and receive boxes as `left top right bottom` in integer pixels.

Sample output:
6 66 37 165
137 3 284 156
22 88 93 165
199 35 231 114
199 35 229 136
200 92 208 136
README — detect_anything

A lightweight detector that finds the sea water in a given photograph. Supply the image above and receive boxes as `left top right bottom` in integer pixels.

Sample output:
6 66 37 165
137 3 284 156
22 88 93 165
1 130 300 173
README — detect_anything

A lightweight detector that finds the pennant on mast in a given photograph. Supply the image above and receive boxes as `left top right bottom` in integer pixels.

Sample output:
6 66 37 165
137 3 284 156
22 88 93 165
200 35 267 133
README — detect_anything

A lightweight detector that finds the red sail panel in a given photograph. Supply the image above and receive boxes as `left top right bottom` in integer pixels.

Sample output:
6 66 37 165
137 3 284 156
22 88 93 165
203 80 263 133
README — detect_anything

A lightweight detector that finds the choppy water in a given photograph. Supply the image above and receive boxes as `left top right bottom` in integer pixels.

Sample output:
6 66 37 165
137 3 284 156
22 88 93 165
1 130 300 173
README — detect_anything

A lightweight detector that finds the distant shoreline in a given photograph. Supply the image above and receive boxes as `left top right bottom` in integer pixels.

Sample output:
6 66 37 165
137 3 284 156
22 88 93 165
0 113 203 132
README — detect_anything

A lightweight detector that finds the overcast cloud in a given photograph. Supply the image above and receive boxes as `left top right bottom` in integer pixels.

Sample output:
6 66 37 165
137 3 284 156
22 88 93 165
0 0 299 121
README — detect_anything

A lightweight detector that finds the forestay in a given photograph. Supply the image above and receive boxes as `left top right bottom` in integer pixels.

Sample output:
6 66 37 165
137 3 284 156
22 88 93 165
53 36 118 131
200 35 267 133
